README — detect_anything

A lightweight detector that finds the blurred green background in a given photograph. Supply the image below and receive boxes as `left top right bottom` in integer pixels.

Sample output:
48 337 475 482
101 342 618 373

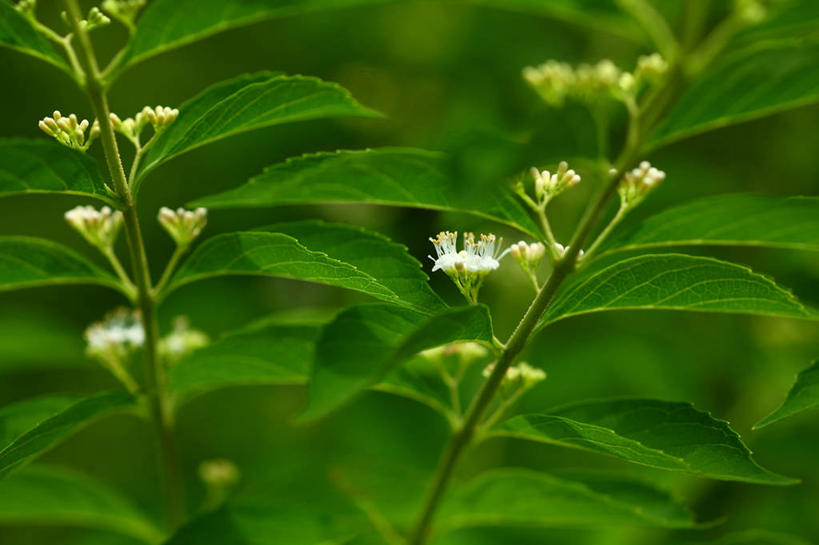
1 1 818 543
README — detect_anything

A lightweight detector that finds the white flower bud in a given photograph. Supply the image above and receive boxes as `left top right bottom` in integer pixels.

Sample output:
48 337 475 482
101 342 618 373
159 316 209 364
617 160 666 209
65 205 123 250
158 206 208 246
40 111 98 151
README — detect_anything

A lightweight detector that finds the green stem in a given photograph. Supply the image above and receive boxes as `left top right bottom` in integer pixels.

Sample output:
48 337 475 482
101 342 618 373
153 244 188 300
102 247 137 300
63 0 186 531
579 203 627 264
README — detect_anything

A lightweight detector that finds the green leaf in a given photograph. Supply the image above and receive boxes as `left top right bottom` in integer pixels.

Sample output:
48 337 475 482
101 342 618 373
0 391 136 477
259 220 445 312
651 40 819 148
0 395 80 451
755 360 819 429
0 2 69 72
685 530 814 545
303 303 494 420
496 398 795 485
166 226 441 312
438 468 697 530
599 194 819 257
191 148 541 237
135 73 379 184
0 237 124 294
122 0 395 69
0 139 112 202
0 465 162 543
542 254 815 326
169 321 321 399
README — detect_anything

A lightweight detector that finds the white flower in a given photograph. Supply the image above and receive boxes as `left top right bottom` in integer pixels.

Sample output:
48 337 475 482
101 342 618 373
85 308 144 359
482 362 546 388
65 205 123 250
530 161 581 202
158 206 207 246
618 161 666 209
429 231 509 304
159 316 209 364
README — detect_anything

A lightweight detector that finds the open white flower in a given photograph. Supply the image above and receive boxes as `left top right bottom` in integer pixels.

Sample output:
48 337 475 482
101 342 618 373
429 231 509 304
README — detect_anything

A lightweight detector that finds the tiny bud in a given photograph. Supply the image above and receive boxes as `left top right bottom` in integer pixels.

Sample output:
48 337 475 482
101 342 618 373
158 206 208 246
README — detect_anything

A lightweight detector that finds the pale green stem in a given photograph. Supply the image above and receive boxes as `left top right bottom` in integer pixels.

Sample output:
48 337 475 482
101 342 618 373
153 244 188 300
63 0 186 531
101 247 137 300
481 386 527 431
580 203 628 264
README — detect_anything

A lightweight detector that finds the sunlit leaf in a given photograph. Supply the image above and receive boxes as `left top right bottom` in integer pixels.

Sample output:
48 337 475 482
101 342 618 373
192 148 541 237
755 360 819 429
166 226 440 312
599 194 819 257
542 254 815 326
438 469 697 530
135 73 379 184
303 304 494 420
0 139 112 203
0 237 124 294
495 398 795 484
651 40 819 147
0 2 69 72
0 465 162 543
0 391 136 477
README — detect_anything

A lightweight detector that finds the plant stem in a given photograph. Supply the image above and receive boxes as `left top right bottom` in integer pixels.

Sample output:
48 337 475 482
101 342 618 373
102 247 137 300
580 203 627 263
153 244 187 299
63 0 186 530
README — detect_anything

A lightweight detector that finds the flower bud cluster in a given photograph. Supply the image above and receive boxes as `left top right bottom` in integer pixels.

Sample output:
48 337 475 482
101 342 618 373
510 241 546 285
101 0 146 27
39 111 100 151
159 316 210 364
65 205 123 250
158 207 208 246
530 161 581 204
110 105 179 145
635 53 668 83
522 60 574 106
483 361 546 390
616 161 666 209
14 0 36 17
421 341 489 366
84 308 144 391
429 231 509 304
81 6 111 31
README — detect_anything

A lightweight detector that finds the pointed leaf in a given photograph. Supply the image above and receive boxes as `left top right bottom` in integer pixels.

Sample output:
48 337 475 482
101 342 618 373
497 399 795 485
651 40 819 148
598 194 819 257
191 148 541 237
439 469 697 530
136 73 379 183
0 391 136 477
542 254 815 326
303 303 494 419
0 465 162 543
166 229 438 311
0 395 80 451
755 360 819 429
0 139 113 202
0 2 69 72
0 237 124 294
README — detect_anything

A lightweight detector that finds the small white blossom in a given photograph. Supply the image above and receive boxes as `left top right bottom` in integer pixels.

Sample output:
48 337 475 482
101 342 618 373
65 205 123 250
159 316 209 364
483 362 546 388
429 231 509 304
618 161 666 209
522 60 575 106
636 53 668 82
39 111 99 151
530 161 581 202
158 207 207 246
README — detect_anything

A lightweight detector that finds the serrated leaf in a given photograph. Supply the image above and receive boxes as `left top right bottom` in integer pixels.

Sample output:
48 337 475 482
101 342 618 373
651 40 819 148
542 254 815 326
166 227 438 311
755 360 819 429
191 148 541 237
0 391 136 477
303 303 494 420
0 2 69 72
0 139 112 202
135 73 379 184
496 399 795 484
0 237 124 294
0 465 161 543
169 322 321 399
598 194 819 257
438 468 697 530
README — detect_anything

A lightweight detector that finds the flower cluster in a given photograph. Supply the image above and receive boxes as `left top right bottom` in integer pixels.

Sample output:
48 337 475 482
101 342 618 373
14 0 35 17
158 207 208 246
429 231 508 304
65 205 123 251
159 317 210 364
39 111 100 151
510 241 546 288
80 6 111 31
524 54 667 107
102 0 146 28
84 308 144 392
110 105 179 145
616 161 666 209
530 161 581 204
483 361 546 389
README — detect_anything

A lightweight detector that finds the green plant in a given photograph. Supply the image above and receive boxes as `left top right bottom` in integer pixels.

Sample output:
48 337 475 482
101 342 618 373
1 1 818 545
